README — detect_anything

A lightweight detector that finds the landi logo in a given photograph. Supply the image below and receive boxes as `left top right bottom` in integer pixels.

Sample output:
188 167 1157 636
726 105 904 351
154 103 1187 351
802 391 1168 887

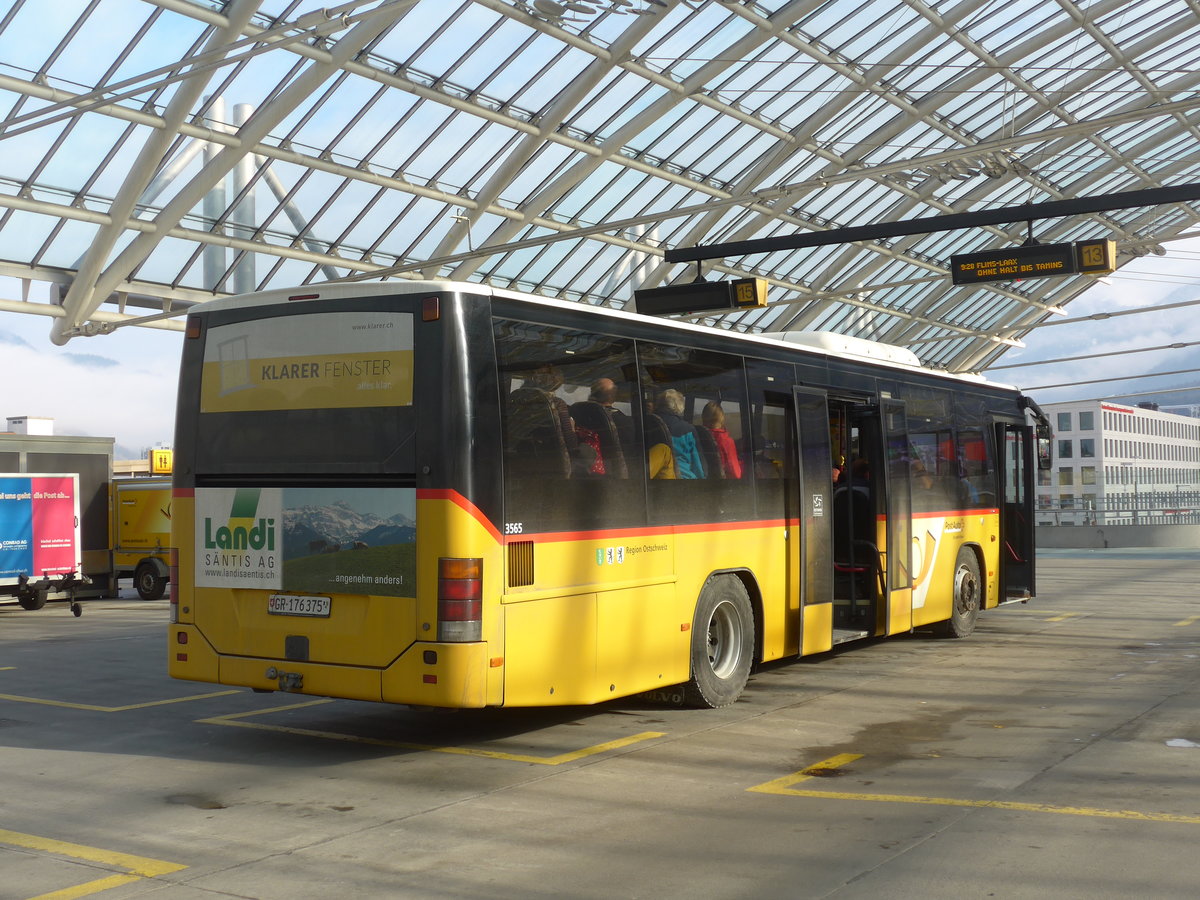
203 487 275 551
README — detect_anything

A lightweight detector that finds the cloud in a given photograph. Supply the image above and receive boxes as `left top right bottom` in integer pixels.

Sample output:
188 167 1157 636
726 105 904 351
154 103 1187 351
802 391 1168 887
0 329 33 348
65 352 121 369
1 319 181 454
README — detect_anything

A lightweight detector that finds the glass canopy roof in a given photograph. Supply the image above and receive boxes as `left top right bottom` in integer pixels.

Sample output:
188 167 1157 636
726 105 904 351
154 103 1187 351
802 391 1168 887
1 0 1198 372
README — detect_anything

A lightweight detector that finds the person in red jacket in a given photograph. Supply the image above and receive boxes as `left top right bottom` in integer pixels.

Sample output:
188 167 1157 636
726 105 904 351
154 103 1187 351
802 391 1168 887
702 401 743 479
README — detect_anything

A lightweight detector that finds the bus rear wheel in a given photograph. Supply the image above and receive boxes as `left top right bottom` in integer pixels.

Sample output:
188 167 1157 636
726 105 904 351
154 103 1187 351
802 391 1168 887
684 575 754 708
938 549 981 638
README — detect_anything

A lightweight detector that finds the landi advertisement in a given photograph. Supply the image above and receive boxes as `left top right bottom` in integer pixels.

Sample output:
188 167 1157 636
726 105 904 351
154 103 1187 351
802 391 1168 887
195 486 416 597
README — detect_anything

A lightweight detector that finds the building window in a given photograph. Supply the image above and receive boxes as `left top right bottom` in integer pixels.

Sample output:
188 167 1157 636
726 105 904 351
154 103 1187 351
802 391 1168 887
1058 440 1073 459
1038 468 1051 486
1057 412 1072 432
1079 411 1094 430
1080 438 1095 458
1081 466 1096 485
1058 467 1073 486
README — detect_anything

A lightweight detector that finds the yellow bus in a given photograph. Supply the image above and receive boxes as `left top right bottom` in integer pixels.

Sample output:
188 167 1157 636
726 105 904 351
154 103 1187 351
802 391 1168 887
169 281 1046 708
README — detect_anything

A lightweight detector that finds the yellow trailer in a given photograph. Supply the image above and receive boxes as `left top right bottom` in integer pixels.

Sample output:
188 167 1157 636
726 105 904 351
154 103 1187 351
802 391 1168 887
111 477 173 600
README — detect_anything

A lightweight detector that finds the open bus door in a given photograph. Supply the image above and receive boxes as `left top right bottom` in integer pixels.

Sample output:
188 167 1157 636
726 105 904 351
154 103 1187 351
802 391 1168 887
997 420 1037 600
822 399 913 640
880 399 914 634
792 387 834 624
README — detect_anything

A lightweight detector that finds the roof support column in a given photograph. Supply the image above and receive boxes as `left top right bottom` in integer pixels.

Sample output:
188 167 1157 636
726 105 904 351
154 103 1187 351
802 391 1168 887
52 0 411 343
50 0 261 345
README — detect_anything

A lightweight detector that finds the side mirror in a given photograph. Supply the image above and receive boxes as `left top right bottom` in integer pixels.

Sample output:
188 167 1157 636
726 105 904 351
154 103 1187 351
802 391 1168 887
1036 425 1052 470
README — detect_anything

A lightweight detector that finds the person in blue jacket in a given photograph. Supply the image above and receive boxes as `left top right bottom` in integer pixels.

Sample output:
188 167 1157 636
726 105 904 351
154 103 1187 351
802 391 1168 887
658 388 706 479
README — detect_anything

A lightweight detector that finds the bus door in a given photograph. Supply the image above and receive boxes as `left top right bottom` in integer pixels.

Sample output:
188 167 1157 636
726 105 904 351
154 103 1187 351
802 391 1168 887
828 400 884 637
792 388 833 625
880 399 914 634
997 422 1036 600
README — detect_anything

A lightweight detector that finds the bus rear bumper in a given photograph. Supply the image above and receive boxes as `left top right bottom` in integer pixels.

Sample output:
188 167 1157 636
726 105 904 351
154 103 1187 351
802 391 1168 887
382 641 490 708
168 626 491 708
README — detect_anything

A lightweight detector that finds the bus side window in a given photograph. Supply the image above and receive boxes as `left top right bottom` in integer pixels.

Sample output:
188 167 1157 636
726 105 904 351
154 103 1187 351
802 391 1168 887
639 345 753 524
746 359 796 521
495 319 643 534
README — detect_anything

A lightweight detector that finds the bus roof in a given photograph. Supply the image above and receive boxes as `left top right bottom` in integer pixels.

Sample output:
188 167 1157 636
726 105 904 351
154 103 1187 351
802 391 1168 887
192 279 1015 391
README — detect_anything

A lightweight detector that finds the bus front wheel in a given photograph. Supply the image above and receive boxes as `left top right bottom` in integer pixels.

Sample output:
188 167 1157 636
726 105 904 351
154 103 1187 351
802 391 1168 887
938 549 981 639
684 575 754 708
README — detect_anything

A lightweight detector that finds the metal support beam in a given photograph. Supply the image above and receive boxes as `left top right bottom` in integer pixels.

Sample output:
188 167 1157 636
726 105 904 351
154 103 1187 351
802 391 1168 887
49 1 409 344
664 183 1200 264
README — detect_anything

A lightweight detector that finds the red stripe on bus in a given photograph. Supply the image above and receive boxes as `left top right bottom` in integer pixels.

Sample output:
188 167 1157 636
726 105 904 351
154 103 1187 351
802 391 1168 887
517 518 798 545
912 508 1000 518
173 488 194 498
416 488 503 541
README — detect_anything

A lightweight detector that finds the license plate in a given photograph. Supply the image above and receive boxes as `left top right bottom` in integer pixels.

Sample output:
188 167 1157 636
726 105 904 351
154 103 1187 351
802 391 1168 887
267 594 331 617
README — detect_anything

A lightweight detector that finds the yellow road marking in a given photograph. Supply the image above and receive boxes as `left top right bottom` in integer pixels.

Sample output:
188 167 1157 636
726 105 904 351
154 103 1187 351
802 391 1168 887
748 753 864 793
30 873 141 900
0 828 185 900
199 703 664 764
0 690 239 712
748 754 1200 825
1044 612 1084 622
1173 615 1200 627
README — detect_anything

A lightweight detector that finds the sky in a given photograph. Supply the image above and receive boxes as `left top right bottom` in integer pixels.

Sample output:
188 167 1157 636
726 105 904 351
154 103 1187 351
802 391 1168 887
1 232 1197 460
0 293 183 459
986 233 1200 409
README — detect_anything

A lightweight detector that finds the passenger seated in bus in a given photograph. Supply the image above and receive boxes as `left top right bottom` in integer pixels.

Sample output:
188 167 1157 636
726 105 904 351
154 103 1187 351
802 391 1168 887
590 377 634 447
527 365 579 455
643 408 675 479
658 389 706 479
648 443 676 479
505 386 573 479
702 401 743 479
569 398 627 478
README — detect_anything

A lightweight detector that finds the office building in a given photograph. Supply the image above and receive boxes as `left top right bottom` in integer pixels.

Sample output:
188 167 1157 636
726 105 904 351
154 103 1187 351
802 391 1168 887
1037 399 1200 525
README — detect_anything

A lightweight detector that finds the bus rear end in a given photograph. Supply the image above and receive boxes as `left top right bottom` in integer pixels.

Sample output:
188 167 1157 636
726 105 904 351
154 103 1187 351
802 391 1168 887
169 285 504 707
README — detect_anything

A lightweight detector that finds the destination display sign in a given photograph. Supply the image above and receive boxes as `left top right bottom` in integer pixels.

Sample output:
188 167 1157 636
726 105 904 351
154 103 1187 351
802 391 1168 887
951 243 1075 284
634 277 767 316
950 239 1116 285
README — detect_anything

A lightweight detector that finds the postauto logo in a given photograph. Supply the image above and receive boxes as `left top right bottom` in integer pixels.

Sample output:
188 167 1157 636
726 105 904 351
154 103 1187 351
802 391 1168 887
203 488 275 551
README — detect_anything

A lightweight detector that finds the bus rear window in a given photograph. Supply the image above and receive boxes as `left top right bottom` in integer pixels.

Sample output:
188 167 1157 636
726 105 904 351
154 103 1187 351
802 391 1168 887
193 310 416 475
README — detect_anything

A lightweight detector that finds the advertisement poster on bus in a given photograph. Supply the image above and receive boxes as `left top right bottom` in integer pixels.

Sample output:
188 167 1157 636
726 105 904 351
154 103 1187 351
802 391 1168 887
199 311 414 414
195 486 416 596
0 475 81 585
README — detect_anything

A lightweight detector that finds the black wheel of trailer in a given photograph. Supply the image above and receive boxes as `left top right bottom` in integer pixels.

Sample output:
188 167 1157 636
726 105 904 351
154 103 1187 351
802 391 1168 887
683 574 754 708
17 587 48 611
937 548 981 639
135 562 167 601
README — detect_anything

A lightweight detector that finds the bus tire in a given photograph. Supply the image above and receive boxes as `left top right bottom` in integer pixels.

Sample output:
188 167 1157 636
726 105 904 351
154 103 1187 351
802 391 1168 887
684 575 754 708
135 562 167 601
938 548 981 639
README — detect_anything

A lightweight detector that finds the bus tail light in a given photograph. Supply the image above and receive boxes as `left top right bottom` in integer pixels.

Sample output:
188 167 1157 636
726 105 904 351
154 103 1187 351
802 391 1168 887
438 557 482 642
168 548 179 624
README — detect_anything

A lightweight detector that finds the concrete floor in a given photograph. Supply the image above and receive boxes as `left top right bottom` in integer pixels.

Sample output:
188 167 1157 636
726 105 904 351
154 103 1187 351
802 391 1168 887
2 550 1199 899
